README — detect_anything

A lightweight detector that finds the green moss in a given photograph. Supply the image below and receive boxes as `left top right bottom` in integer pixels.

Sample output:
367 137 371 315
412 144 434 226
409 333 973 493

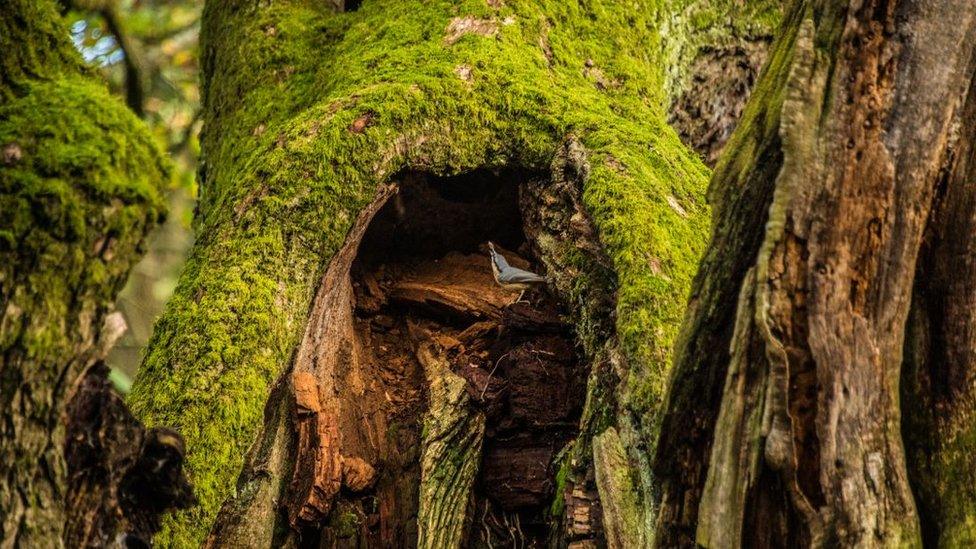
905 399 976 547
1 60 168 366
659 0 784 103
129 0 780 545
593 427 645 547
550 458 571 518
0 0 88 98
328 505 362 539
938 423 976 545
0 1 168 543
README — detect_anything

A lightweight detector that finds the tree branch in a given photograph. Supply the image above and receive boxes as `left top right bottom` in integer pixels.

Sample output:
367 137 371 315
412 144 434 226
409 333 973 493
98 4 145 117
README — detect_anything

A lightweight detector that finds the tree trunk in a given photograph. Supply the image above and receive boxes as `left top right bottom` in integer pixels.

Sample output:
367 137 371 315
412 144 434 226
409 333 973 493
902 51 976 546
0 0 174 546
654 0 976 546
129 0 781 546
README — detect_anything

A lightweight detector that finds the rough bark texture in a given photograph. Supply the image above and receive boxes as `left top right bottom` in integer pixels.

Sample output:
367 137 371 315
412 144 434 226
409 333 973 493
64 363 196 548
655 0 976 546
0 1 169 545
206 171 589 547
414 338 485 549
902 50 976 546
128 0 780 546
663 0 784 166
592 427 643 549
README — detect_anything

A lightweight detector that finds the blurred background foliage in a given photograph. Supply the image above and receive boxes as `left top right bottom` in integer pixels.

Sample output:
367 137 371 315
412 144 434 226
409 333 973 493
64 0 200 390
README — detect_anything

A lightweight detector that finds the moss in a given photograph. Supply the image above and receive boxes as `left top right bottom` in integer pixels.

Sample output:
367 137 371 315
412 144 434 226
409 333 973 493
328 505 362 539
593 427 645 547
905 392 976 547
129 0 778 545
659 0 784 103
1 34 167 369
0 0 88 98
550 458 571 518
0 1 168 543
937 424 976 546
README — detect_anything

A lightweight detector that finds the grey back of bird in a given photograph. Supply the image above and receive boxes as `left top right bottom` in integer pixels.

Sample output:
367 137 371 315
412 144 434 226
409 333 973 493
488 243 547 284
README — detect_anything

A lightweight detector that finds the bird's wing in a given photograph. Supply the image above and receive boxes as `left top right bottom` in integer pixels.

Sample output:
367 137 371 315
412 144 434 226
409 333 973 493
490 250 510 270
499 267 547 284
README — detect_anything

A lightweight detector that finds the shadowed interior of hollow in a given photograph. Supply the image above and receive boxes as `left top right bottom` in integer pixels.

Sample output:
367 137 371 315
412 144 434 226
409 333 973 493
302 168 587 547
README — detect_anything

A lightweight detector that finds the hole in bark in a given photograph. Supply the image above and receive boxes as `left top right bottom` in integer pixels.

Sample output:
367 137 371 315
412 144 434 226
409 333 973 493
298 168 586 546
344 0 363 11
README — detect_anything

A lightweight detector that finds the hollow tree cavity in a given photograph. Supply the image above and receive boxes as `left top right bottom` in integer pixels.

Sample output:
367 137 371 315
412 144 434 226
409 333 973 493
128 0 783 545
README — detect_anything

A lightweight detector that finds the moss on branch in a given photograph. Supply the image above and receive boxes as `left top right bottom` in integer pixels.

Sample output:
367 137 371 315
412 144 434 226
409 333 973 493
129 0 779 545
0 0 168 543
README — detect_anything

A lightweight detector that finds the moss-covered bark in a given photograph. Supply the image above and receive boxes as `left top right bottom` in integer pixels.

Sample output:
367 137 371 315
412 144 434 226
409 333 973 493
0 0 168 545
415 341 485 549
128 0 780 546
662 0 784 164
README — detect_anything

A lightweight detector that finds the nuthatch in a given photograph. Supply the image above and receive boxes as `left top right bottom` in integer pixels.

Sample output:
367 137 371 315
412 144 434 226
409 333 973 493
487 242 547 303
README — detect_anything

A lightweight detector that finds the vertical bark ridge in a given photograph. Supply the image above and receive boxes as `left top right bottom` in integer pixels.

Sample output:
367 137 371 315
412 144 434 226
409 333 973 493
903 48 976 546
415 339 485 549
656 0 976 546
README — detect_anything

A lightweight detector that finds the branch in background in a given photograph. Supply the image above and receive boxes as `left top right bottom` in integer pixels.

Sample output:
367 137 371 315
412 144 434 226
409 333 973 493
99 4 145 117
67 0 147 117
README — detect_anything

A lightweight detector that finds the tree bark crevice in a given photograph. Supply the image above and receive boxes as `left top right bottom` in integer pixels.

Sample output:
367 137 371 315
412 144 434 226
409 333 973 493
208 167 597 547
656 0 976 546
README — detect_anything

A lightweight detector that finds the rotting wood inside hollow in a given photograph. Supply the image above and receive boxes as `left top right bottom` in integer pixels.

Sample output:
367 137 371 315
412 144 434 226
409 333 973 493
288 168 589 548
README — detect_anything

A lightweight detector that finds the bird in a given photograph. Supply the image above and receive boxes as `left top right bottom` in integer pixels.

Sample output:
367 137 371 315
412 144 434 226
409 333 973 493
487 242 548 304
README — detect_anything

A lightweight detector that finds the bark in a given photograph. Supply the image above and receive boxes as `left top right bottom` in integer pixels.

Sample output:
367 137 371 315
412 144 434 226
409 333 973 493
664 0 784 166
655 0 976 547
128 0 780 546
0 0 173 546
902 53 976 546
64 363 196 548
205 169 591 548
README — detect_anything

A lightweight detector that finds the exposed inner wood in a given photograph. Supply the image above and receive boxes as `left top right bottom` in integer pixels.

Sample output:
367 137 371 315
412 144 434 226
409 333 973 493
656 1 976 546
670 40 771 167
268 169 587 547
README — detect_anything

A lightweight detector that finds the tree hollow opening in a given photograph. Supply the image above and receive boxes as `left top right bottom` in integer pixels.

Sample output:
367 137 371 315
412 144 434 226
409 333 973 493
299 168 587 547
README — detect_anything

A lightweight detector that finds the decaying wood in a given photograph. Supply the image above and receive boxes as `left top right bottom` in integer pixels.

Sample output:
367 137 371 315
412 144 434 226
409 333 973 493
414 335 485 549
519 138 624 546
670 41 772 167
656 0 976 546
64 362 195 548
283 185 399 528
558 467 604 549
206 185 398 547
387 252 514 322
207 174 585 547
